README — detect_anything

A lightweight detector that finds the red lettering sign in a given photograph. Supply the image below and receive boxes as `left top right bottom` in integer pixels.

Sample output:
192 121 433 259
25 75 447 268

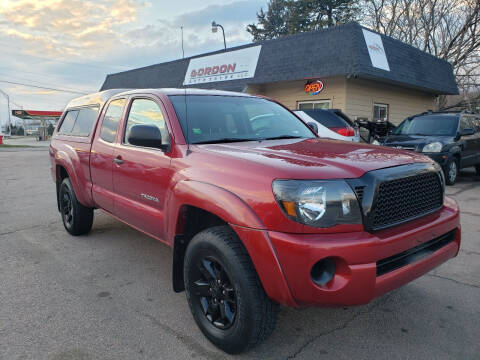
190 63 237 78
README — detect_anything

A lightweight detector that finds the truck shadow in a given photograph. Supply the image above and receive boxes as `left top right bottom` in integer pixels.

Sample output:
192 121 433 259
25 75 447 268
83 214 471 359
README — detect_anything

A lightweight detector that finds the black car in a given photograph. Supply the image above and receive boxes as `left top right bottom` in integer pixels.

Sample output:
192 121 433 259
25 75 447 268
382 111 480 185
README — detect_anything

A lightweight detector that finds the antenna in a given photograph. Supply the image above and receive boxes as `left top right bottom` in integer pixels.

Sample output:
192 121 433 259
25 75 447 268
184 86 190 155
181 26 185 59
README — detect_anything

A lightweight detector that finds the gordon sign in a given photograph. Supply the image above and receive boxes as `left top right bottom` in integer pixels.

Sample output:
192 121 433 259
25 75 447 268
183 46 262 85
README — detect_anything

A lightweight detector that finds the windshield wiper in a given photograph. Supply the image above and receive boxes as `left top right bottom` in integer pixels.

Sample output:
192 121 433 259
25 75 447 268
259 135 305 141
193 138 256 144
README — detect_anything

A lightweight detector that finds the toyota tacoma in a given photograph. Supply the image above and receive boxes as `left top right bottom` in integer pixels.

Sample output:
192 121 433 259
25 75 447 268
50 89 461 353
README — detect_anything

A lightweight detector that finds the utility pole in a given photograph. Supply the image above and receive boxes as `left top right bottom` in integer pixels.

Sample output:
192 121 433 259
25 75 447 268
0 89 11 136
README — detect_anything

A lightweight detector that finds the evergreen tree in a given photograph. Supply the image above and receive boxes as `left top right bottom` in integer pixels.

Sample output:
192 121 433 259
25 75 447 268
247 0 359 41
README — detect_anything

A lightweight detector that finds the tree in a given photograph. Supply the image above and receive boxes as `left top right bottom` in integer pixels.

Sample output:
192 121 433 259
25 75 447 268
247 0 360 41
361 0 480 109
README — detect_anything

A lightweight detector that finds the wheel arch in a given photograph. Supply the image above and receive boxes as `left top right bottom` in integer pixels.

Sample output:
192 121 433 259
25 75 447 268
168 181 296 306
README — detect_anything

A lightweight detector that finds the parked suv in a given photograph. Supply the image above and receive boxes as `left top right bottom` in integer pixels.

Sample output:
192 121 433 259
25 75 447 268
50 89 460 353
382 111 480 185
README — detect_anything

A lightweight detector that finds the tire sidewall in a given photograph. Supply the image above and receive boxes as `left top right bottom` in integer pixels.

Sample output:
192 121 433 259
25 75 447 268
184 231 256 352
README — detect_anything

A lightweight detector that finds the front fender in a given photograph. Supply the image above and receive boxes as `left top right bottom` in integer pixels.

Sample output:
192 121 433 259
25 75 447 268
167 181 296 305
167 180 265 239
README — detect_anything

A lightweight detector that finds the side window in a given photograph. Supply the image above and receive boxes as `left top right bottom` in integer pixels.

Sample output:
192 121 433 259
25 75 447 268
460 117 475 133
71 106 100 136
100 99 126 143
474 117 480 132
58 110 79 134
124 99 170 146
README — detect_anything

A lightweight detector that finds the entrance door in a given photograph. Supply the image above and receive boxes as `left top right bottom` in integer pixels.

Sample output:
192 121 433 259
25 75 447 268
112 97 173 240
297 100 331 110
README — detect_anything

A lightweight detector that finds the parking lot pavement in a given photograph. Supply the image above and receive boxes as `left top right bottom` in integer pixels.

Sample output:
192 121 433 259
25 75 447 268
0 147 479 360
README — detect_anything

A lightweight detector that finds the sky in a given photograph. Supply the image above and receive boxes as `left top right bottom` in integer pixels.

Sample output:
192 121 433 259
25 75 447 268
0 0 268 122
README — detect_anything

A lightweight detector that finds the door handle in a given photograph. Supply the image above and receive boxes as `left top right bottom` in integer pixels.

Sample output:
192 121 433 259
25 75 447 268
113 157 124 165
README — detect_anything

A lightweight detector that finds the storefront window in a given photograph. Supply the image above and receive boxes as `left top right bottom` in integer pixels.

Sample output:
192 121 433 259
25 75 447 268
373 103 388 121
297 100 331 110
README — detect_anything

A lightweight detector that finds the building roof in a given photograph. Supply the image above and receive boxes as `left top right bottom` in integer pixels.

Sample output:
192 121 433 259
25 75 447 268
100 22 458 95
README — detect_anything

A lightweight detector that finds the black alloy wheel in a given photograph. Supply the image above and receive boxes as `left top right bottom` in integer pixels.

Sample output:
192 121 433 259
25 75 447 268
184 226 278 354
191 256 237 329
59 178 94 236
61 190 74 230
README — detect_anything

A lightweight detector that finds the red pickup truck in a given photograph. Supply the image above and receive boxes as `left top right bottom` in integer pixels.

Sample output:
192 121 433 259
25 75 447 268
50 89 461 353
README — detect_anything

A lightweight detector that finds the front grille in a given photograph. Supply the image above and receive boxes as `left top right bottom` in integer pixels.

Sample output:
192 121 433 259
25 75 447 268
377 230 456 276
371 172 443 230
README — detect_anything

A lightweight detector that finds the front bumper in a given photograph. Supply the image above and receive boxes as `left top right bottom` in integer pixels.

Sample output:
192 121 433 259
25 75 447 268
240 197 460 307
423 152 452 168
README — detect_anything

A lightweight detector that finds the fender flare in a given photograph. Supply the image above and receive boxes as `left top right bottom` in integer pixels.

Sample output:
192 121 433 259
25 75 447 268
167 180 265 238
55 149 94 207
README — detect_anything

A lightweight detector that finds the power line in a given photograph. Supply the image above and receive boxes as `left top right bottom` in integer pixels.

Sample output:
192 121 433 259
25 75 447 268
0 79 90 95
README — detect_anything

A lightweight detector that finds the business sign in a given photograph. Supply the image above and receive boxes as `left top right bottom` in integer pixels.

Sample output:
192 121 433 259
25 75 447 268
183 46 262 85
304 80 324 95
362 29 390 71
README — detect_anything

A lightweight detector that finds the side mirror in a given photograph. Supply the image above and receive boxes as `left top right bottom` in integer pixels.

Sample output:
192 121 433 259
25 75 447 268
307 122 318 134
461 128 475 136
127 125 167 150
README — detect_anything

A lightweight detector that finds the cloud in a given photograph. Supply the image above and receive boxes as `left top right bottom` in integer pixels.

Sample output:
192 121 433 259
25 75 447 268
0 0 265 110
174 0 265 27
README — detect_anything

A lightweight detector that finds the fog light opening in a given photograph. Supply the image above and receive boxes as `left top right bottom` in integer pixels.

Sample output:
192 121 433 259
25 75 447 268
310 258 336 287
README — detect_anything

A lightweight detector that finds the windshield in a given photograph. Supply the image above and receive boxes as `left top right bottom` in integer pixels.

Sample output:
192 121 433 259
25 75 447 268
169 95 315 144
393 115 458 136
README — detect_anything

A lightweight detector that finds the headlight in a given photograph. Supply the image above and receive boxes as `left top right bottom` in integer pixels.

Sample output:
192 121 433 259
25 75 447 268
272 180 362 228
371 140 380 145
422 142 443 153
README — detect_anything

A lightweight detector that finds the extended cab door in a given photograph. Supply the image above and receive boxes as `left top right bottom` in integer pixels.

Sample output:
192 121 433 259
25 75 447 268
112 96 174 240
90 98 127 213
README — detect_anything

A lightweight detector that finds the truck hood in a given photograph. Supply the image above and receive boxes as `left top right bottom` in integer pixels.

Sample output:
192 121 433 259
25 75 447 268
196 138 432 179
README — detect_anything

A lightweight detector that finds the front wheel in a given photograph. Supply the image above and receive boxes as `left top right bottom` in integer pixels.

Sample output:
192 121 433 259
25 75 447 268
444 158 458 185
184 226 278 354
59 178 94 235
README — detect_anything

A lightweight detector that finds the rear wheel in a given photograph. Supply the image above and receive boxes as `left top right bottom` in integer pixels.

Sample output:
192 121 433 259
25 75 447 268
59 178 94 235
184 226 278 354
444 158 458 185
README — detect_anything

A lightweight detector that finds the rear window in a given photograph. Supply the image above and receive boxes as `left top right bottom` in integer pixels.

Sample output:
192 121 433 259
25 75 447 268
58 106 99 137
58 110 78 134
302 110 350 128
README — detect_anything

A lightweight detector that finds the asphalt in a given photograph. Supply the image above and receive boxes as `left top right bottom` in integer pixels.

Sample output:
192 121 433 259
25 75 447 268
0 146 479 360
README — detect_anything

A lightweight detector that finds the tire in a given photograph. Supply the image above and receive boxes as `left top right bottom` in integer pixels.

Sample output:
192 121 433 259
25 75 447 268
444 158 459 185
476 164 480 176
183 226 278 354
59 178 94 235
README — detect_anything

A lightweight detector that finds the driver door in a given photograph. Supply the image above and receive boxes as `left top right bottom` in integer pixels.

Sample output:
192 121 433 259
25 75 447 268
112 97 174 240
